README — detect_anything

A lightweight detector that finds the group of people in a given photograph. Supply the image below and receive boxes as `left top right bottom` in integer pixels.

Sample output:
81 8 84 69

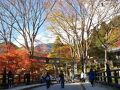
45 70 65 89
45 69 96 89
80 69 95 87
2 69 96 89
3 65 112 89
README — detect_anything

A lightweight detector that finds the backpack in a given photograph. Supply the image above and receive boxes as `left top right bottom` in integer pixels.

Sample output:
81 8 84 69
46 76 50 81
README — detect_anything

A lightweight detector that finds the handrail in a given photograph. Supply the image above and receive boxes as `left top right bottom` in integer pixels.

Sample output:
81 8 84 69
95 69 120 88
0 73 42 89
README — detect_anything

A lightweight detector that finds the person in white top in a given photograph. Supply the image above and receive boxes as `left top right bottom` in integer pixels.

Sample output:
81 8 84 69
80 72 85 82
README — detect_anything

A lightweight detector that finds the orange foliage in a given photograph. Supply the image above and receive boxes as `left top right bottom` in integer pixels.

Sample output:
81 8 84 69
0 49 30 73
0 42 46 74
0 48 46 74
56 46 71 58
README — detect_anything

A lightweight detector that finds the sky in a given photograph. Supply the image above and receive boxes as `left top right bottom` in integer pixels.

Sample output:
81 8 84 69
10 0 57 47
12 27 57 47
0 0 57 47
13 28 56 47
10 0 120 47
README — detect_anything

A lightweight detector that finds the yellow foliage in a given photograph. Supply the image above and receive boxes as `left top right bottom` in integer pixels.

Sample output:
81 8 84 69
108 28 120 44
45 64 53 70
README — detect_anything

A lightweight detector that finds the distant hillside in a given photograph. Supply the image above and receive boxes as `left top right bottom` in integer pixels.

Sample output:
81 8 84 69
35 43 53 54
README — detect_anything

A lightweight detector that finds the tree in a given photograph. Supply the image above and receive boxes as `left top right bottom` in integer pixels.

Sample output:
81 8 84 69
48 0 120 72
0 0 56 58
92 16 120 69
0 10 15 52
48 0 85 74
0 18 14 44
0 49 28 73
0 48 46 74
108 15 120 44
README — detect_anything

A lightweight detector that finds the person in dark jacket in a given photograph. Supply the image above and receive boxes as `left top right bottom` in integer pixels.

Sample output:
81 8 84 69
24 72 30 85
2 68 7 89
8 70 14 87
59 70 65 88
45 72 51 89
89 68 95 87
26 72 30 85
106 63 112 84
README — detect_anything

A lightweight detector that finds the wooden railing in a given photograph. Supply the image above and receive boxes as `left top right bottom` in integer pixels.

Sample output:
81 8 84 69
0 73 41 89
95 69 120 88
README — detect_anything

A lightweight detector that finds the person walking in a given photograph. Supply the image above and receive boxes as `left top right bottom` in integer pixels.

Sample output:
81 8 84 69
106 63 112 84
2 68 7 89
59 70 65 88
45 72 51 89
8 70 14 88
26 72 30 85
80 71 84 82
88 68 95 87
56 75 60 83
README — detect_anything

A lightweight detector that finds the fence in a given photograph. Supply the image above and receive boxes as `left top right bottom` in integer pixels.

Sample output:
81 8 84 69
95 69 120 88
0 73 41 89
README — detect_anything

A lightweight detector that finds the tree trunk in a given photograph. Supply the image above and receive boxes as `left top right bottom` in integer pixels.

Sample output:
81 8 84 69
105 48 107 70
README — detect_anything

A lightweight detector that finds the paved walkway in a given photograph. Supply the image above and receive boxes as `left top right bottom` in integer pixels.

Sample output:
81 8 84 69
2 83 45 90
82 82 119 90
2 82 119 90
31 83 82 90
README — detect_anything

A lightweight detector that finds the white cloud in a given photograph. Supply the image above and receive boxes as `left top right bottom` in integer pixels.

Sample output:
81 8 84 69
13 35 25 47
13 30 56 47
35 30 56 44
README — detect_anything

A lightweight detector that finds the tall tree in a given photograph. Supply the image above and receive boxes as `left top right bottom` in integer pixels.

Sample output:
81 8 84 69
48 0 120 71
90 16 120 69
0 0 56 58
49 36 63 58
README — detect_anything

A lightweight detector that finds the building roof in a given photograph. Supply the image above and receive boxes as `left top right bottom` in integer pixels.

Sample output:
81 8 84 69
115 40 120 47
109 40 120 52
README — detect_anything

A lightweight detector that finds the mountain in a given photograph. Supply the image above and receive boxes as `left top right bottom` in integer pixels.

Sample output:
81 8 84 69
35 43 53 54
